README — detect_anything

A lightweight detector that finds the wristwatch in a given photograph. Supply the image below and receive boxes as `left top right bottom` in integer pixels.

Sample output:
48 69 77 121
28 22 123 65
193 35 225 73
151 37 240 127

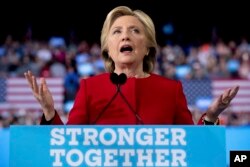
203 116 219 125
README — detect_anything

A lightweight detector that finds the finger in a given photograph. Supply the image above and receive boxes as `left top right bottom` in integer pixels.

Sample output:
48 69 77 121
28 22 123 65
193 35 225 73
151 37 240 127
219 94 229 106
39 78 48 97
27 70 33 79
222 88 231 103
33 76 39 94
221 85 240 105
217 94 223 104
229 85 240 99
28 71 36 90
24 70 33 88
39 78 43 98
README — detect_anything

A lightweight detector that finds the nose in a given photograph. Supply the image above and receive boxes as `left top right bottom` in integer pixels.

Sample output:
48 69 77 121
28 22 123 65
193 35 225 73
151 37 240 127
121 31 130 41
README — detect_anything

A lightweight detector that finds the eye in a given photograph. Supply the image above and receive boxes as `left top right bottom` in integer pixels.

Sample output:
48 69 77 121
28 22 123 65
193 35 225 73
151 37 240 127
131 28 140 33
113 29 121 34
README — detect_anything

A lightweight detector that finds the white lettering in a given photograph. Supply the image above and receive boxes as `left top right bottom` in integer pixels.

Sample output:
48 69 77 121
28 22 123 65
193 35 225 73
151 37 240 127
155 149 169 166
85 149 101 166
50 149 65 166
241 155 247 162
120 149 135 166
99 128 116 145
171 149 187 166
83 128 98 145
66 128 81 146
49 127 188 166
104 149 118 166
136 149 153 166
234 155 247 162
66 149 83 166
136 128 153 145
117 128 135 145
234 155 241 162
51 128 65 145
155 128 169 145
171 128 186 146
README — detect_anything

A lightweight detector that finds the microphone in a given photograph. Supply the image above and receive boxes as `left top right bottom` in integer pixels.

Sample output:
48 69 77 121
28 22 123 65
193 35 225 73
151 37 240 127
92 73 144 124
110 72 127 87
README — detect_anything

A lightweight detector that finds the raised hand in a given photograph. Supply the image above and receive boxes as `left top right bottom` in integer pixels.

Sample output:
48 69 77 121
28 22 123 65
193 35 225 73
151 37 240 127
206 85 240 122
24 70 55 120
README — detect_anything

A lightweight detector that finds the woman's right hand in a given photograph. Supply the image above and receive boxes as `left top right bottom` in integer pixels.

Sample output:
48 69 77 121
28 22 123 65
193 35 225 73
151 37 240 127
24 70 55 121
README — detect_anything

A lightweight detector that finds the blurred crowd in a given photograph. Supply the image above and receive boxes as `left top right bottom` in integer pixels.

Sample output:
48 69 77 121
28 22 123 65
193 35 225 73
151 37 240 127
0 34 250 128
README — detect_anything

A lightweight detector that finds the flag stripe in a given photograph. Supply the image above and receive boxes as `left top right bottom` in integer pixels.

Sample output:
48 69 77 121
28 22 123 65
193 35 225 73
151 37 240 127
7 88 63 93
212 79 250 112
213 90 250 96
212 80 250 87
0 78 64 111
6 96 63 101
0 103 63 109
7 78 64 85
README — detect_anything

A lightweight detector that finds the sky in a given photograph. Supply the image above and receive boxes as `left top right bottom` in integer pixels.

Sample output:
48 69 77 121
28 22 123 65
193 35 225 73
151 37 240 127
1 0 249 46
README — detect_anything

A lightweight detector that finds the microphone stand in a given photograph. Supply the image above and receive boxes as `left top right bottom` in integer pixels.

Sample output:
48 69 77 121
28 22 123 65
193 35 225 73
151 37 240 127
118 87 144 124
92 89 119 124
92 73 144 125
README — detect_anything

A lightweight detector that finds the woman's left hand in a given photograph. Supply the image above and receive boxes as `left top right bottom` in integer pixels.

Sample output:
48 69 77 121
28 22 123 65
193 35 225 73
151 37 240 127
206 85 240 122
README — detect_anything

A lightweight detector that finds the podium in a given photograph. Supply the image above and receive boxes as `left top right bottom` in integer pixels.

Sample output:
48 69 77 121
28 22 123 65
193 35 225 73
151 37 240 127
10 125 226 167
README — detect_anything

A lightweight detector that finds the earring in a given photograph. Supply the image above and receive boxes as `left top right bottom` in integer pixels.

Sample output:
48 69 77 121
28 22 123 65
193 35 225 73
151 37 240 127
146 49 150 56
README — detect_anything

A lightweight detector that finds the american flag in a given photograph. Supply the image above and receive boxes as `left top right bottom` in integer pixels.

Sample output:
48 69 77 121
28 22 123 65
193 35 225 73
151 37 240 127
0 77 64 111
181 79 250 112
211 79 250 112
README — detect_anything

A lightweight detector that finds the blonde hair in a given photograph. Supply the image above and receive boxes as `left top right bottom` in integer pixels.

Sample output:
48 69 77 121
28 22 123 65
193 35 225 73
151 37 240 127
100 6 157 73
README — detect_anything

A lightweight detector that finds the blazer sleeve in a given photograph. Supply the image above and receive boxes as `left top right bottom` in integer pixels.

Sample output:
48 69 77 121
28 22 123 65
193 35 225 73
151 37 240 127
40 111 64 125
197 113 220 125
173 81 194 124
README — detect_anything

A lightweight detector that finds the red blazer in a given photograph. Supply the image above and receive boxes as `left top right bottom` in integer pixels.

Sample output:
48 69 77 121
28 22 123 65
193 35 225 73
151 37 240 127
42 73 206 125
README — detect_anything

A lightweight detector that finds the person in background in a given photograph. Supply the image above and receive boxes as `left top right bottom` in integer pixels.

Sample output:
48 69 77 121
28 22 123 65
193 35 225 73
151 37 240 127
24 6 239 125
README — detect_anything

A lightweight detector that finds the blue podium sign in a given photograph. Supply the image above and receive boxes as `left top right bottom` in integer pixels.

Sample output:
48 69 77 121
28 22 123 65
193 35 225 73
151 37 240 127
10 125 226 167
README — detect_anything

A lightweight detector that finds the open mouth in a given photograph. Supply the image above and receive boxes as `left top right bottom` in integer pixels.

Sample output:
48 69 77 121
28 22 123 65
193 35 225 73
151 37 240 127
120 45 133 52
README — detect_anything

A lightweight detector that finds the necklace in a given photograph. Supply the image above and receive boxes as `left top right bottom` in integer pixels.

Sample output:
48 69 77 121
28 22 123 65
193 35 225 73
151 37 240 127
132 72 149 78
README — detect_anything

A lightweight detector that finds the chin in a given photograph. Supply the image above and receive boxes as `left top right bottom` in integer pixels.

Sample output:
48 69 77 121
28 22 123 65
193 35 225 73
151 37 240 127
119 58 135 64
120 61 135 66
